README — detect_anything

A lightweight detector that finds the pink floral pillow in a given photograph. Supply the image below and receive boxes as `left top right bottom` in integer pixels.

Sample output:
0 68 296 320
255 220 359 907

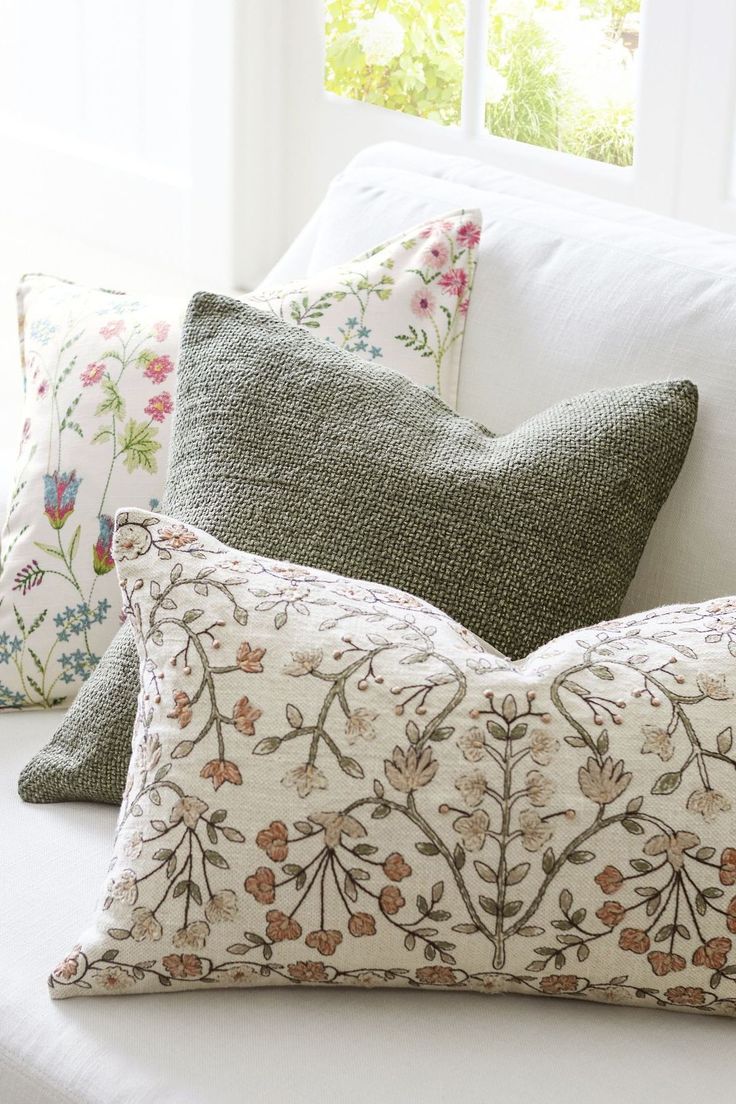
249 207 480 401
0 276 184 709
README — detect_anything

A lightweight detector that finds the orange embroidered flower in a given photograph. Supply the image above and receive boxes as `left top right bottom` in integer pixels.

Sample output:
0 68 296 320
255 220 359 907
539 974 578 994
594 865 624 895
379 885 405 915
647 951 686 977
416 965 457 986
288 961 328 982
237 642 266 673
348 912 377 937
244 866 275 904
719 848 736 886
233 695 262 736
665 986 706 1007
618 928 650 954
167 690 192 728
265 910 302 942
305 929 343 956
692 937 731 969
157 522 195 547
728 897 736 934
383 852 412 882
596 901 626 928
162 953 203 979
256 820 289 862
53 949 81 980
200 759 242 790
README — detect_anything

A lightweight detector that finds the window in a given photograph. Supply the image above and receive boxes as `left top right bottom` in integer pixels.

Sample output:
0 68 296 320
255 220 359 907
325 1 640 168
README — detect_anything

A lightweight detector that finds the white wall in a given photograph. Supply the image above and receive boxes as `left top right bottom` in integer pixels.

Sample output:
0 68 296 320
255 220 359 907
0 0 237 289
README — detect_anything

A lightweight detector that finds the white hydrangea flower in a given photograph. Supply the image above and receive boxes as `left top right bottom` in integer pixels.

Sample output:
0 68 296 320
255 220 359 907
357 12 404 66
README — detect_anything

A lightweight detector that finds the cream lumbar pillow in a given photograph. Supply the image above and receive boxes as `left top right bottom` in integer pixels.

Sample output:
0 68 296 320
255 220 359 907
0 213 479 709
51 509 736 1017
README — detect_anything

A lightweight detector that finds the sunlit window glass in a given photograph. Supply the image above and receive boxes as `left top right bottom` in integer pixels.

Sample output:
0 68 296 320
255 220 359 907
324 0 466 127
485 0 640 167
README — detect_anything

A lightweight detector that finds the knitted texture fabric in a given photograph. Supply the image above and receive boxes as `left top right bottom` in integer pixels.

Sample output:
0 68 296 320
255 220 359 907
19 295 698 804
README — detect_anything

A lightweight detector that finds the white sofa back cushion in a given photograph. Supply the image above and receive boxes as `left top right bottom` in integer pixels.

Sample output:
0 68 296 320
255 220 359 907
291 144 736 620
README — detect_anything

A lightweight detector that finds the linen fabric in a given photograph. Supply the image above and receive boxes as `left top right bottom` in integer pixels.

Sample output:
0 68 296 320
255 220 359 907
50 509 736 1017
19 295 697 804
1 216 478 710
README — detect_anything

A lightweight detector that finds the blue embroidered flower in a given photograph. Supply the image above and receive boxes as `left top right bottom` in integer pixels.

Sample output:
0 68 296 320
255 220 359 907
0 682 27 707
0 633 22 664
59 650 100 684
30 319 57 346
54 599 111 642
43 470 81 530
369 346 383 360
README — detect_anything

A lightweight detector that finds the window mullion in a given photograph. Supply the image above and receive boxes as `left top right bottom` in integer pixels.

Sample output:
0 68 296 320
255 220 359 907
461 0 489 138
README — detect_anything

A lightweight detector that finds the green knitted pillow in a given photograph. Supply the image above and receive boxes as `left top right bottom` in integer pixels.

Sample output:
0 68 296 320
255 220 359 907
19 295 697 805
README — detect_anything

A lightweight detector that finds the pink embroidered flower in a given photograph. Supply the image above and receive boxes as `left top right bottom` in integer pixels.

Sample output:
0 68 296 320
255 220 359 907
438 268 468 297
81 361 105 387
411 289 436 317
37 380 49 398
456 221 481 248
422 239 449 269
152 321 170 342
420 219 454 238
144 391 173 422
100 319 125 339
458 298 470 315
144 355 174 384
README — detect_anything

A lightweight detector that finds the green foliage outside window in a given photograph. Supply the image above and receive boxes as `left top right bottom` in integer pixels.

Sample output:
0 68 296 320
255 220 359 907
324 0 640 167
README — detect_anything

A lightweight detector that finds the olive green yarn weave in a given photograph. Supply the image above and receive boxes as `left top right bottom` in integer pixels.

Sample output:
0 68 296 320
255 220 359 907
19 294 697 804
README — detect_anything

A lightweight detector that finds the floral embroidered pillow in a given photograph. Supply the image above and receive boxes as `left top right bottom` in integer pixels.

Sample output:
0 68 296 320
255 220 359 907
0 276 184 709
248 207 480 401
51 510 736 1017
1 223 479 708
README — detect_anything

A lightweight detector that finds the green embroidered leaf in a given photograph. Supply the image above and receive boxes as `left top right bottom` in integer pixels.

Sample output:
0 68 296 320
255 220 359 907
95 376 126 419
474 860 497 883
286 703 303 729
68 524 81 563
651 771 681 795
33 541 65 560
717 727 733 755
119 419 160 474
204 850 229 869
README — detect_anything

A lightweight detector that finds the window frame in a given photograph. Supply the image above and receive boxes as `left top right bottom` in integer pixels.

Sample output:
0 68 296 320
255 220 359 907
231 0 736 287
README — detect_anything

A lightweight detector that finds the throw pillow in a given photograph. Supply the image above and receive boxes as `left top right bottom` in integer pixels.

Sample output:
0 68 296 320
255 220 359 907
50 509 736 1017
19 295 697 803
1 216 479 708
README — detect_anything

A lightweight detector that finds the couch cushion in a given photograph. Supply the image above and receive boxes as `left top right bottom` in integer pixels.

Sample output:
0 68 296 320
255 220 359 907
303 149 736 618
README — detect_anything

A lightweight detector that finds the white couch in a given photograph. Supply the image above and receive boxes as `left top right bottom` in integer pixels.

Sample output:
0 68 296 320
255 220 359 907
3 142 736 1104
